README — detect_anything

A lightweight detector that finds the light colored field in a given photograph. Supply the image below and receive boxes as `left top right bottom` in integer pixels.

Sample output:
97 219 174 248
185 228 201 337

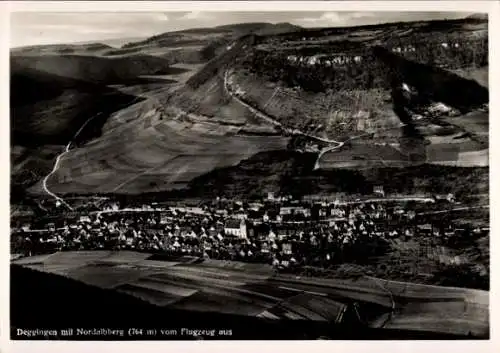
29 95 289 195
318 121 488 169
319 142 412 169
430 149 489 167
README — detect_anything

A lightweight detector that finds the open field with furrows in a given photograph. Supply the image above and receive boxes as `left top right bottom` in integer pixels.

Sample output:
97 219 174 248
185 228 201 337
425 141 487 164
11 256 488 339
320 142 414 169
353 237 489 291
319 142 487 169
28 98 289 195
317 113 487 169
271 274 488 336
428 149 488 167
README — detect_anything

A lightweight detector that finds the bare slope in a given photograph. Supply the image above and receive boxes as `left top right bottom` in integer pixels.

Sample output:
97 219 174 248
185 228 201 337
13 18 489 199
30 91 289 195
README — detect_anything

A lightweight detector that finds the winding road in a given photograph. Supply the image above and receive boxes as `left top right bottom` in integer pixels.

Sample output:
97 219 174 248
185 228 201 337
416 205 489 216
313 142 344 170
41 88 153 209
41 112 104 210
222 70 345 169
223 71 456 171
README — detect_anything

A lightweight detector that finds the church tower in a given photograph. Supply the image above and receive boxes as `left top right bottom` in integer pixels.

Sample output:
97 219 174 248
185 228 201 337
239 219 247 239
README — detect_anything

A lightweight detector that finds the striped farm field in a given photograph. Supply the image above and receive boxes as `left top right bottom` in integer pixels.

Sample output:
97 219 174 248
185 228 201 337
30 97 289 195
429 149 489 167
319 142 413 169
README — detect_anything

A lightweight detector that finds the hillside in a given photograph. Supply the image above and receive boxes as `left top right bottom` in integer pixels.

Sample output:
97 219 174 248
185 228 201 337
10 65 138 199
216 17 489 170
467 13 488 21
11 65 138 145
11 17 490 199
28 94 289 196
115 22 302 65
10 26 286 199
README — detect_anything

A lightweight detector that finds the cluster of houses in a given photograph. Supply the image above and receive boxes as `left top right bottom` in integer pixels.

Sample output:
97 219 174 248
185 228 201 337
10 188 488 270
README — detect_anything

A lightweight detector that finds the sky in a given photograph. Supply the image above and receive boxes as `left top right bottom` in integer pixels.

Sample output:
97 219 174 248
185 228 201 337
10 11 474 48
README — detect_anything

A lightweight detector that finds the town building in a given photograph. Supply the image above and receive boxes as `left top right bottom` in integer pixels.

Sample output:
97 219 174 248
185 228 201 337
417 224 433 236
373 186 385 197
224 219 247 239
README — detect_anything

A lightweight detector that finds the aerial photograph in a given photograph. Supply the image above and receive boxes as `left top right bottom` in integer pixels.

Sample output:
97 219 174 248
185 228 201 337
9 10 489 340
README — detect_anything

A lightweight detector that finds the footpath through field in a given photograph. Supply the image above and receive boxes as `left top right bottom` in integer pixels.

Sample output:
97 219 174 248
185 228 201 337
41 92 147 209
41 112 105 211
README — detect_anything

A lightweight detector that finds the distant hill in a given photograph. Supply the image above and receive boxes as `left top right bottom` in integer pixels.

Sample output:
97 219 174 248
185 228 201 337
214 22 303 35
123 22 303 48
11 54 173 84
11 42 113 55
116 22 303 65
101 37 148 48
467 13 488 21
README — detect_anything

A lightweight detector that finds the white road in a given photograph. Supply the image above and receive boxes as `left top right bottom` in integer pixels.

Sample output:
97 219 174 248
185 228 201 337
223 70 345 169
41 112 104 210
313 142 344 170
40 89 151 209
416 205 489 216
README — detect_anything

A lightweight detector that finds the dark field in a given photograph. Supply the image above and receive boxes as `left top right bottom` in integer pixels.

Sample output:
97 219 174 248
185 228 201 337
11 251 489 339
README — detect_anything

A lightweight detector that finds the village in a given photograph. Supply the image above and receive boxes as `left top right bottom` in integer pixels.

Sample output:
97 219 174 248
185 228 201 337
11 187 489 272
